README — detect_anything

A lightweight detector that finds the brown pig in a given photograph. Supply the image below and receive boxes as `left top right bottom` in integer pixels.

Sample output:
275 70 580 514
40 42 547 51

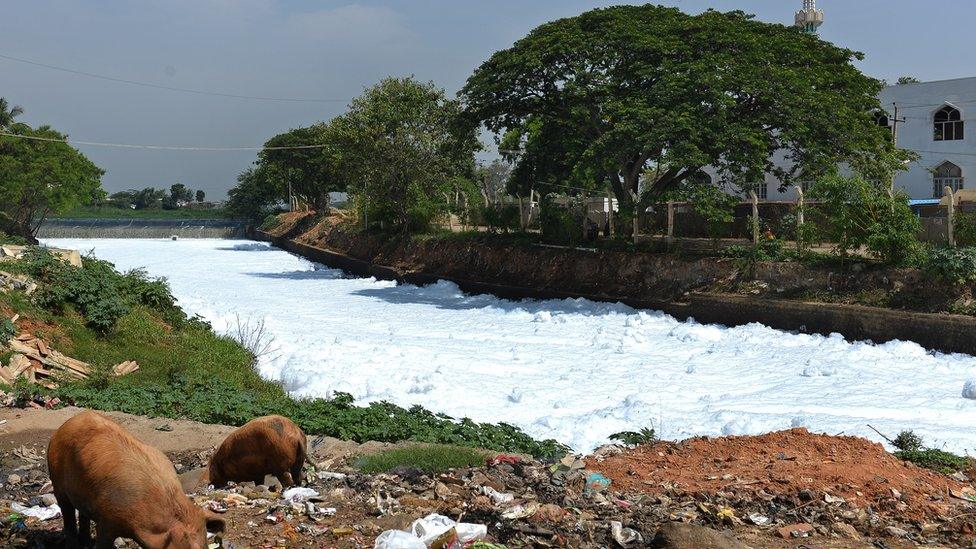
47 411 225 549
207 414 312 488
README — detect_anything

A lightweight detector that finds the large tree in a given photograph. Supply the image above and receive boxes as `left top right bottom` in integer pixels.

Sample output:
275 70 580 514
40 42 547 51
226 166 279 222
0 125 104 240
257 123 346 211
461 5 905 216
339 76 478 231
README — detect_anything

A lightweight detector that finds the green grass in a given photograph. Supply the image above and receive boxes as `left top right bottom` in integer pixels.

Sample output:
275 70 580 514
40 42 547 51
56 205 231 220
895 449 973 475
355 444 488 474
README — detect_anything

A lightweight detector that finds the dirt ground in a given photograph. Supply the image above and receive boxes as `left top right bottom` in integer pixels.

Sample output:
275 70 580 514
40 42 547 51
590 429 970 521
1 408 975 548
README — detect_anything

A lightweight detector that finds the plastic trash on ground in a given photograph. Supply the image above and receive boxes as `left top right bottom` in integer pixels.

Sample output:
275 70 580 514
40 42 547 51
281 486 318 503
374 529 426 549
10 502 61 521
610 520 643 547
375 513 487 549
584 472 611 495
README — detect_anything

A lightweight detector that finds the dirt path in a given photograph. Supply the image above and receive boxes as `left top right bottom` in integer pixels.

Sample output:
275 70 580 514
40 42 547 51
0 406 235 455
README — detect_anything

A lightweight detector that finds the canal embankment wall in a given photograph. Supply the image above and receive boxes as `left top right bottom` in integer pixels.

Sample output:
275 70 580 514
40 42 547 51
38 218 247 239
254 214 976 355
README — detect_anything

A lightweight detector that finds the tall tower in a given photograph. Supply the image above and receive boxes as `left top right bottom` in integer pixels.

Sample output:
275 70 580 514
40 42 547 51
795 0 825 34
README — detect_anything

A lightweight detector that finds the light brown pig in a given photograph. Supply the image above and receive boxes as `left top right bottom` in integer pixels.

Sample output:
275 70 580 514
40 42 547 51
207 415 311 488
47 411 225 549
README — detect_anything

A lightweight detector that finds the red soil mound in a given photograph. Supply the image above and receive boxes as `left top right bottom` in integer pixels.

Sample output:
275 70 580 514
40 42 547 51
590 429 971 520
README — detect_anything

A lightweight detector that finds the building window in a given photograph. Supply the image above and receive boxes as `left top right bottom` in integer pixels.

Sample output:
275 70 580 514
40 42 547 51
875 111 891 130
933 161 964 197
934 105 964 141
756 182 768 200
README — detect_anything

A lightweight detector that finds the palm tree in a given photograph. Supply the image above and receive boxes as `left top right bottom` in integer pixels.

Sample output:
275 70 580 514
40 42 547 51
0 97 24 129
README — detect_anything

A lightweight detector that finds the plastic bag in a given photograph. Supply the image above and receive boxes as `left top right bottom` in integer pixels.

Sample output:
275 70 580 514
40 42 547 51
408 514 487 547
374 529 426 549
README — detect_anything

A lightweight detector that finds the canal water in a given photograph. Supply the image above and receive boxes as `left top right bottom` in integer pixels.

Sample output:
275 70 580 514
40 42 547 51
47 238 976 453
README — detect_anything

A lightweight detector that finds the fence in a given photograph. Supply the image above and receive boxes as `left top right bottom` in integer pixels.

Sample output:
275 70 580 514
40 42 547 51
472 189 973 249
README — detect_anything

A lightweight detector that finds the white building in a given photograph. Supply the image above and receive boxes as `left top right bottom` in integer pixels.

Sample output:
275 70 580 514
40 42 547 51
880 78 973 199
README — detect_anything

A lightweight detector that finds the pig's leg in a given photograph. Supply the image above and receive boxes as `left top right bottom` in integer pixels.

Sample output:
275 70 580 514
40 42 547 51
94 529 120 549
78 513 92 547
290 460 304 487
55 494 79 548
278 471 294 488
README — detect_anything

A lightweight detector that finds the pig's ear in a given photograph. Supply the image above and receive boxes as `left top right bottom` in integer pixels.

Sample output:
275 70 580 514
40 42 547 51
204 512 226 533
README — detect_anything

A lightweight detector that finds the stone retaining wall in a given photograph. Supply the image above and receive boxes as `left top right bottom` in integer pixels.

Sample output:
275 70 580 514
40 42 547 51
255 229 976 355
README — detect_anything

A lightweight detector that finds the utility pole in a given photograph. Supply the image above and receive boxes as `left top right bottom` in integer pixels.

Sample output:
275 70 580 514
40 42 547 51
890 102 907 194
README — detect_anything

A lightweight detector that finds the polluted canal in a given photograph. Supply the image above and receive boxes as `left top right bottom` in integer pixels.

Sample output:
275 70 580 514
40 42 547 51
46 238 976 454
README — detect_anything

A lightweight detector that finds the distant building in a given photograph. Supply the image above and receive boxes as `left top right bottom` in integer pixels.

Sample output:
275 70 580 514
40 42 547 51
702 1 974 201
880 78 972 199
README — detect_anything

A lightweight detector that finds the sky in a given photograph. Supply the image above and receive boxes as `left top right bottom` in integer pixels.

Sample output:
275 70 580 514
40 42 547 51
2 0 975 199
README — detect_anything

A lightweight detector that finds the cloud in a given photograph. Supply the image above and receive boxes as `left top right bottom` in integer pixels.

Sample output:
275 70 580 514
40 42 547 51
286 4 417 48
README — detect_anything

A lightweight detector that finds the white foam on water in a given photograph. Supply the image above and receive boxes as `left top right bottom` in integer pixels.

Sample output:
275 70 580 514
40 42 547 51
46 238 976 454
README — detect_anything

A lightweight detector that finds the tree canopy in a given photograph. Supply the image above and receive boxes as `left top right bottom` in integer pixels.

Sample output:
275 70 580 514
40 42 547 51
461 4 904 215
0 98 24 129
0 124 104 240
257 123 346 211
339 76 478 231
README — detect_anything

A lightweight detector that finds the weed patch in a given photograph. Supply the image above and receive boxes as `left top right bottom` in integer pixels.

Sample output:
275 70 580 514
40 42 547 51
355 444 487 474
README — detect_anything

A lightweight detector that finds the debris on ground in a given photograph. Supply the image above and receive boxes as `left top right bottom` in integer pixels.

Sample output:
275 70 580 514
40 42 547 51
1 421 974 548
0 333 138 388
0 272 37 296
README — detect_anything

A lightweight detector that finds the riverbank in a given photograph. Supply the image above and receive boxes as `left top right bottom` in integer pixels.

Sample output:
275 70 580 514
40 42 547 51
256 212 976 355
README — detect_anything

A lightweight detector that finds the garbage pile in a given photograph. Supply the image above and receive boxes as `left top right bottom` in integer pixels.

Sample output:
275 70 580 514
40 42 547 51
2 430 975 548
0 332 138 388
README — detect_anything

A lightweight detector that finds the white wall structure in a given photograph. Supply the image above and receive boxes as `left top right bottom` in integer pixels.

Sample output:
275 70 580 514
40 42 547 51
880 78 974 199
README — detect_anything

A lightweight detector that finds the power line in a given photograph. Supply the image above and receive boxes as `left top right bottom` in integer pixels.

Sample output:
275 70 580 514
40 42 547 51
0 52 349 104
0 131 332 151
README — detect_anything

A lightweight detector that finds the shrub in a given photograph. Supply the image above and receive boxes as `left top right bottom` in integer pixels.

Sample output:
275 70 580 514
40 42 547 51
259 214 282 232
0 231 28 246
808 175 922 265
355 445 487 474
896 449 971 474
0 317 14 345
893 430 924 452
609 427 657 447
955 212 976 247
923 247 976 284
19 248 186 332
483 204 521 233
890 429 972 474
540 197 582 246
